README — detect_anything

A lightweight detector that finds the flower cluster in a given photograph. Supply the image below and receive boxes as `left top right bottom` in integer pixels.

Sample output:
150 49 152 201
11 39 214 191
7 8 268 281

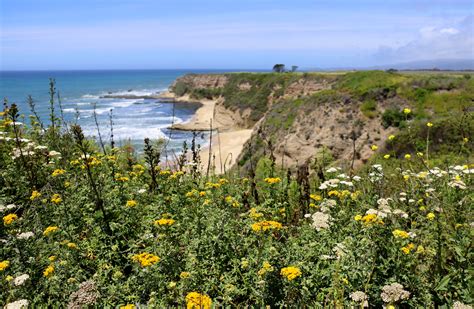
280 266 302 281
251 220 282 232
185 292 212 309
131 252 160 267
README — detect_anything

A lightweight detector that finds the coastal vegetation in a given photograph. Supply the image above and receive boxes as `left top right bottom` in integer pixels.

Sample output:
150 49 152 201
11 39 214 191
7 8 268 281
1 71 473 307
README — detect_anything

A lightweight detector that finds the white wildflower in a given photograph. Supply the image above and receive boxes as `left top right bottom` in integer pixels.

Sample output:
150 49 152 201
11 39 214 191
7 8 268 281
392 209 408 219
340 180 354 187
380 283 410 303
453 301 473 309
13 274 30 286
4 299 29 309
311 212 331 231
17 232 34 240
448 180 467 190
326 167 338 173
350 291 368 307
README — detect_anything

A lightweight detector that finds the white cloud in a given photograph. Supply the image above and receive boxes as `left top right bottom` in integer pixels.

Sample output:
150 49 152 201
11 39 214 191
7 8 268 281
375 15 473 62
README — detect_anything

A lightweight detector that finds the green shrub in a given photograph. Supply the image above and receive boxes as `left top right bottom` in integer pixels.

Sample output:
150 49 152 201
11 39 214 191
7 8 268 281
382 108 407 128
360 100 377 118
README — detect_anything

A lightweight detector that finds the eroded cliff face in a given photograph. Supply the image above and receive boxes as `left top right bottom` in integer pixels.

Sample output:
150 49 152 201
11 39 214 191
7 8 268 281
170 72 395 169
253 97 397 169
169 71 474 171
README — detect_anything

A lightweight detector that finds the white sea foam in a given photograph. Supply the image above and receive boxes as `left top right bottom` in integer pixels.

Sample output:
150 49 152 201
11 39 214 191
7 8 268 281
81 94 100 99
102 88 165 97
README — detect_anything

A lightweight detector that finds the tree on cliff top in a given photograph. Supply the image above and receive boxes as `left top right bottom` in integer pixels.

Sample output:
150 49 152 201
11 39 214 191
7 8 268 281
273 64 285 73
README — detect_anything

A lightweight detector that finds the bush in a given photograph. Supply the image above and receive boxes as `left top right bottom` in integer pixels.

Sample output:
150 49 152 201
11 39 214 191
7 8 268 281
382 108 408 128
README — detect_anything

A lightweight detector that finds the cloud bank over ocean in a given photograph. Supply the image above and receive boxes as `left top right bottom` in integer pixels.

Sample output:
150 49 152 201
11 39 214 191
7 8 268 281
375 15 473 63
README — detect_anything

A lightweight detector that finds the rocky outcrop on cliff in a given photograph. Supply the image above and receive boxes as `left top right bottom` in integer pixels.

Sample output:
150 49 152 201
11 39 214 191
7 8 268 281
171 74 228 89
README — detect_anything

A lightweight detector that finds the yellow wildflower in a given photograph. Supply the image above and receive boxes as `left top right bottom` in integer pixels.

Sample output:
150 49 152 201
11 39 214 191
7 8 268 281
281 266 302 281
132 252 160 267
403 108 411 114
403 175 410 181
361 214 378 225
186 189 198 198
384 154 390 159
258 261 274 276
3 213 18 225
126 200 137 207
388 135 395 141
5 275 13 281
86 157 101 167
160 170 171 176
154 218 175 226
186 292 212 309
404 154 411 160
67 242 78 249
249 208 263 220
0 260 10 271
116 176 129 182
51 169 66 177
371 145 378 151
48 255 57 262
51 194 62 204
30 190 41 200
417 152 424 157
416 245 425 254
427 122 433 127
180 271 191 279
310 194 322 201
354 215 362 221
205 182 221 189
199 191 206 197
43 226 59 236
218 178 228 185
43 265 54 277
264 177 281 184
251 221 282 232
120 305 136 309
463 137 469 143
401 243 415 254
225 196 239 207
328 190 339 197
392 229 410 239
426 212 435 220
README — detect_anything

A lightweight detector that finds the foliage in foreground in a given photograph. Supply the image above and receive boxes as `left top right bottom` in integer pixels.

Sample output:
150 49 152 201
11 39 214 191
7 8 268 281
0 98 473 308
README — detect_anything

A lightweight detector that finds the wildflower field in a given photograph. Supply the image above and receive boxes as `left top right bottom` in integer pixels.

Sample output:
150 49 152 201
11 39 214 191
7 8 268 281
0 87 473 308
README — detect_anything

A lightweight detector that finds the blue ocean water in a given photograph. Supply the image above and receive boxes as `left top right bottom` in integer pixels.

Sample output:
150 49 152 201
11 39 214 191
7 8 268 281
0 69 228 153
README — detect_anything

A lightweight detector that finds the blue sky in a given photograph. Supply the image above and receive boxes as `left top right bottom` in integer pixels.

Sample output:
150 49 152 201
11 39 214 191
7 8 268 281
1 0 472 70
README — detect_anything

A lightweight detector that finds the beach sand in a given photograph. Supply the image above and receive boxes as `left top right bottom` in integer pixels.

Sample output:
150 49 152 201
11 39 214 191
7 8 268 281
159 91 253 174
198 129 253 174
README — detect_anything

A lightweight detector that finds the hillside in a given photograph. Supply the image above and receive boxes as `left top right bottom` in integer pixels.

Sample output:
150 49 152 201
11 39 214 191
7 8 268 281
0 74 473 307
169 71 474 171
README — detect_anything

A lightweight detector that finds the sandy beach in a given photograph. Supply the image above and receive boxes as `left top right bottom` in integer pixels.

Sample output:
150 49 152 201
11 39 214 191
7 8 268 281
159 91 253 173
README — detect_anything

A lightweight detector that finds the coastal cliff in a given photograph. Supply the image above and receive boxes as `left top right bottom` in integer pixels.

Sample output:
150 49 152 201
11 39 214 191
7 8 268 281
166 71 474 171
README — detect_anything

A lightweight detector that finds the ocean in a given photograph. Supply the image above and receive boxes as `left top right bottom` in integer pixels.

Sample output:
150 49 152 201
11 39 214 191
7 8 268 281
0 69 231 154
